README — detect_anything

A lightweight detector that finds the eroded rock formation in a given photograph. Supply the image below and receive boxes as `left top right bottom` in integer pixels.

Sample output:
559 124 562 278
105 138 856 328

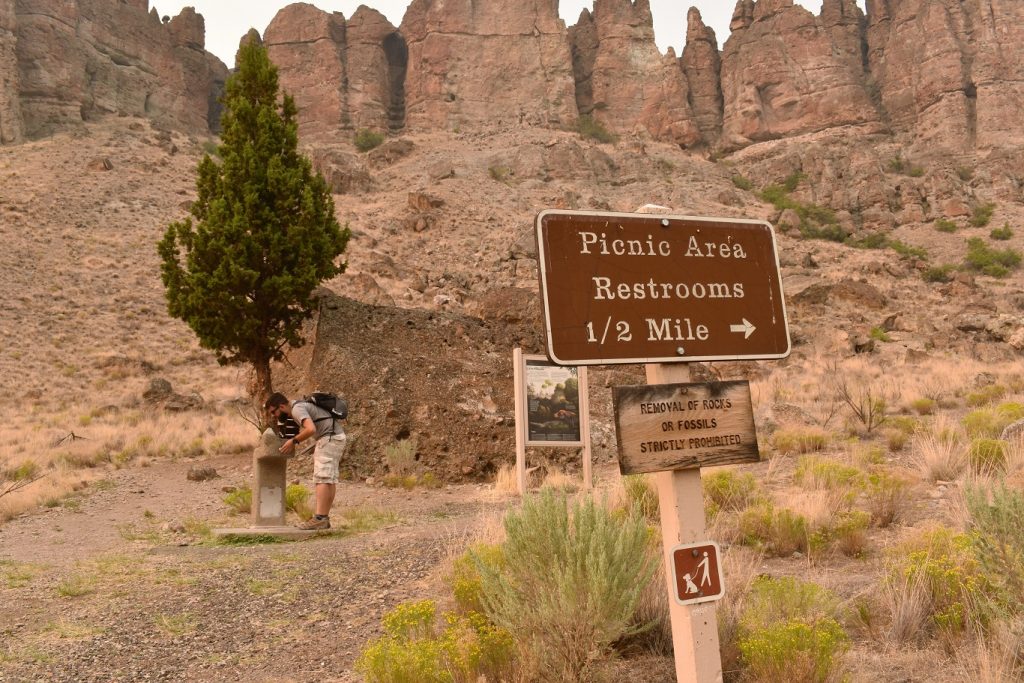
573 0 698 146
0 0 20 143
866 0 1024 153
3 0 1023 160
719 0 879 150
3 0 226 143
399 0 577 131
264 3 405 140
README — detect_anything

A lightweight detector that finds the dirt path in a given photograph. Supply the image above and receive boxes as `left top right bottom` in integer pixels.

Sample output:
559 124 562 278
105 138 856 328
0 454 506 682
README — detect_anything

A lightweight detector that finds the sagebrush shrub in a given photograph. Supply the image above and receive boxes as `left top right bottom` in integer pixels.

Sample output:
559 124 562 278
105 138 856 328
450 544 504 615
966 484 1024 608
475 490 657 682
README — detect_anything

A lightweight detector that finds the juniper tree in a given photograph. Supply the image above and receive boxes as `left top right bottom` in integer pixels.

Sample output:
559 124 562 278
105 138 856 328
158 38 348 406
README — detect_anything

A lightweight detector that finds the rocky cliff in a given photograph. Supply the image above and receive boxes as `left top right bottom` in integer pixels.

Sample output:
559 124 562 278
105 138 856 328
1 0 226 143
4 0 1024 160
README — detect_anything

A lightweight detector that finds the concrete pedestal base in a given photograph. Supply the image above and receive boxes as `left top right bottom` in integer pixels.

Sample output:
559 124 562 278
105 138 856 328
211 526 317 541
212 430 316 541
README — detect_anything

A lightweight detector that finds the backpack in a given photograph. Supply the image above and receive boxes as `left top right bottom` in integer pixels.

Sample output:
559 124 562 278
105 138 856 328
302 391 348 422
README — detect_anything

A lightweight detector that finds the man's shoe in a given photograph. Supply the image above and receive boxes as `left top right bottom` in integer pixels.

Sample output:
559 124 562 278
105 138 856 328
297 516 330 531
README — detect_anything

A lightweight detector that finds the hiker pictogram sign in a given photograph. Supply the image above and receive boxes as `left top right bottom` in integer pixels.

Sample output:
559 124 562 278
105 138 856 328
670 541 725 606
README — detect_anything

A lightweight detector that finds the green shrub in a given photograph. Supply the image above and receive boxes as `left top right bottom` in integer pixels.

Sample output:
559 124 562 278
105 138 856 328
450 544 504 615
223 487 252 514
990 224 1014 241
739 502 808 557
793 456 863 491
475 490 657 682
201 140 220 157
962 402 1024 438
966 384 1007 407
935 218 959 233
738 576 849 682
832 510 871 558
703 470 761 517
759 182 846 242
354 128 385 152
969 202 997 228
285 484 312 520
488 166 512 183
739 618 849 682
782 171 805 192
575 115 616 144
848 233 889 250
965 483 1024 607
385 439 418 476
863 469 912 527
869 327 891 342
910 398 937 415
957 166 974 181
772 428 830 455
968 438 1008 474
965 237 1022 277
357 601 515 683
6 461 39 481
887 528 991 636
732 174 753 191
622 474 659 522
922 264 956 283
888 239 929 260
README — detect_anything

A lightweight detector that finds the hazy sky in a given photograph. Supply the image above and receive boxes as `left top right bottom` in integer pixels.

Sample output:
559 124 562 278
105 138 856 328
154 1 867 67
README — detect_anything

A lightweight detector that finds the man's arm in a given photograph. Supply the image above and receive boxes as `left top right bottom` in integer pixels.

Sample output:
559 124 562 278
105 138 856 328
279 418 316 455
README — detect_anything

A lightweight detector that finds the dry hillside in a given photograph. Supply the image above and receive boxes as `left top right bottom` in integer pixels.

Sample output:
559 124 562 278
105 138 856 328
1 114 1024 681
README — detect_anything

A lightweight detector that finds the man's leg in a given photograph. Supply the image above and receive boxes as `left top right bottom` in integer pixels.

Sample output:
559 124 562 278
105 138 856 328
314 483 336 517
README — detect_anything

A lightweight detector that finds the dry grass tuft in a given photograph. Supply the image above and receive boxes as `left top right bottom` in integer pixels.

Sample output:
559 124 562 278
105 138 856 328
492 464 519 497
912 422 967 483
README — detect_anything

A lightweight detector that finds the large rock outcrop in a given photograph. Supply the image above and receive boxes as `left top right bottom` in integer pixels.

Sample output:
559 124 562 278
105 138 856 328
572 0 699 146
265 3 404 140
0 0 20 143
680 8 723 145
719 0 879 150
6 0 226 142
399 0 576 131
866 0 1024 153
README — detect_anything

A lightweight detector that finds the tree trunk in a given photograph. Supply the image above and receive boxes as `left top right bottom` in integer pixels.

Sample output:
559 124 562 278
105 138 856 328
250 357 274 411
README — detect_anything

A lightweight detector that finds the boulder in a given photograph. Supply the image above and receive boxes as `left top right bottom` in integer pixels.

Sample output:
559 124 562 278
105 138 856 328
307 146 373 194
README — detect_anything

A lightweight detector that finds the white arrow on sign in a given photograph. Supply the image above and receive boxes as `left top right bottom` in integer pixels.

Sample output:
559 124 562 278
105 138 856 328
730 319 756 339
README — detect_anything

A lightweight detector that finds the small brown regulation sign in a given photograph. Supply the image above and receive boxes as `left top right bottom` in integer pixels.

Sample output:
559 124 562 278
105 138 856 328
613 381 758 474
671 541 725 606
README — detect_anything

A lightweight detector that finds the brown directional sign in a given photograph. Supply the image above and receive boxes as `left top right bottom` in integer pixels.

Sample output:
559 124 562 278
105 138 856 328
536 210 790 365
671 541 725 606
612 381 759 474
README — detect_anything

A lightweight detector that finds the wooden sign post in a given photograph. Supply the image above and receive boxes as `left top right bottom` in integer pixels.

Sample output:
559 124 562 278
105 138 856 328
534 208 790 683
